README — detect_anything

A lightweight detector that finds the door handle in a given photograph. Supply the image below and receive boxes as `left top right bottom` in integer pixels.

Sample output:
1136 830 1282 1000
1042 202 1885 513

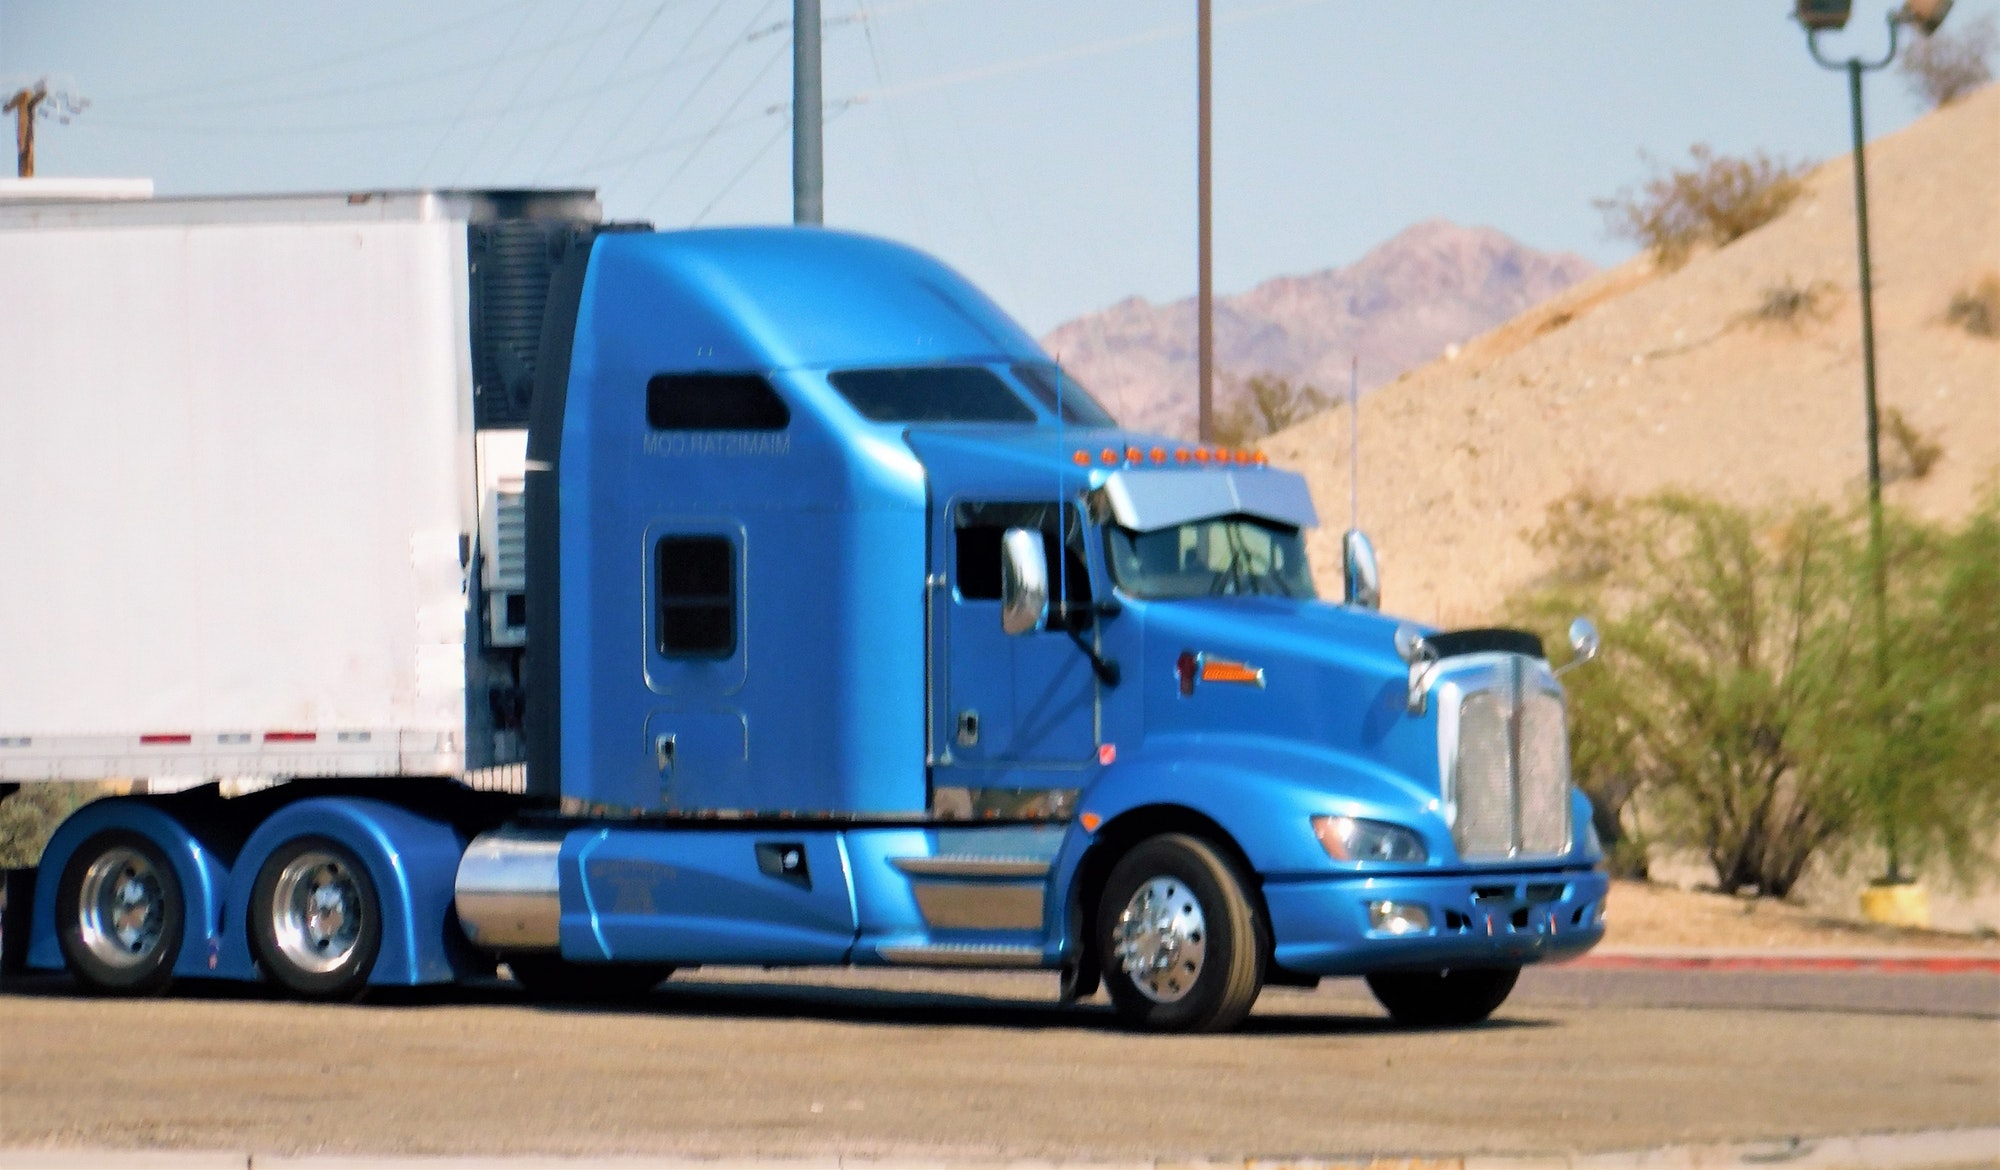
955 709 979 748
654 733 676 775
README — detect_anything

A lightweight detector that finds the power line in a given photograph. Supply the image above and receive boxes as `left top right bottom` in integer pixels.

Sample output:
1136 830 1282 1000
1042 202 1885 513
599 0 784 191
531 0 713 182
630 34 791 212
488 0 672 180
418 0 544 180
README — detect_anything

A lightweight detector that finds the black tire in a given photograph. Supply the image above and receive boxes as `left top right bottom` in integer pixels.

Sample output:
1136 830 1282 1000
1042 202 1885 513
1366 965 1520 1027
248 837 383 999
1095 833 1266 1033
506 954 673 1002
55 830 185 995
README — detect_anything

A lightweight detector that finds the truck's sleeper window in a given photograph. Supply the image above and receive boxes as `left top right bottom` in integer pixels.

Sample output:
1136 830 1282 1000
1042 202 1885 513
646 373 790 431
954 502 1091 613
829 366 1036 424
656 536 736 657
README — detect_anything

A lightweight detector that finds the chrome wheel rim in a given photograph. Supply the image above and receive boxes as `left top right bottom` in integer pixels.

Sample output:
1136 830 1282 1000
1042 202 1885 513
270 850 364 975
1111 875 1208 1003
76 847 168 969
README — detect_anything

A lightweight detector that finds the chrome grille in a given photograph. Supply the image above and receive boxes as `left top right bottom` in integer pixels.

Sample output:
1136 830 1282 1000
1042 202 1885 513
1445 657 1572 860
1454 692 1515 859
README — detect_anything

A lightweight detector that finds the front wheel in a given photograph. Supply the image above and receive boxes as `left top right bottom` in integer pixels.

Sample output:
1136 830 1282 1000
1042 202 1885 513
1366 965 1520 1027
1095 833 1266 1033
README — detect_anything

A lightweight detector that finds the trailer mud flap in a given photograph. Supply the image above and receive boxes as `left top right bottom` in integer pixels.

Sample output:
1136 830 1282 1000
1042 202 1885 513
1 867 35 982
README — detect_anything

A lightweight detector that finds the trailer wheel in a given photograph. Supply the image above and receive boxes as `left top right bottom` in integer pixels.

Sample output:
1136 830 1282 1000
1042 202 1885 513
1366 965 1520 1027
249 837 382 999
56 831 185 995
505 954 674 1002
1095 833 1266 1033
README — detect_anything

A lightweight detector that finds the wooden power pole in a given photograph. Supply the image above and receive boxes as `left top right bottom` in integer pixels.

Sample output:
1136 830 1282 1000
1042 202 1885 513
6 83 47 178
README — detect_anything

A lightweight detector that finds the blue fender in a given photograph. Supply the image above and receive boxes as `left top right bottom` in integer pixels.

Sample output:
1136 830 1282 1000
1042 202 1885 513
218 797 469 986
26 798 232 979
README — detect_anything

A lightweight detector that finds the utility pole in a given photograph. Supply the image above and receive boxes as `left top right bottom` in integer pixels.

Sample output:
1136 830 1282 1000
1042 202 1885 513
6 83 47 178
793 0 824 225
1196 0 1214 442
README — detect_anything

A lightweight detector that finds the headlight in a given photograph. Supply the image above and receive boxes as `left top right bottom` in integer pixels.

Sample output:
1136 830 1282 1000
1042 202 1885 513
1312 815 1427 863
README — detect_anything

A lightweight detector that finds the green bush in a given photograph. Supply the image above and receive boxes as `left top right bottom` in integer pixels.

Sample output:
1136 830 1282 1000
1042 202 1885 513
0 783 109 869
1213 374 1331 447
1508 489 2000 895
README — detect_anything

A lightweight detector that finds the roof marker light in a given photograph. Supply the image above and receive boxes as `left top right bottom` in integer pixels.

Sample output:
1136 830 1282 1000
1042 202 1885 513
1175 448 1191 464
1072 450 1091 466
1125 446 1144 463
1100 447 1118 465
1150 446 1167 463
1215 449 1234 464
1192 448 1210 463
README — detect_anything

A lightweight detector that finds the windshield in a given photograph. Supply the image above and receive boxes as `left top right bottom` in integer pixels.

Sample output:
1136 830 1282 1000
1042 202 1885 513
1012 364 1118 428
1104 515 1316 600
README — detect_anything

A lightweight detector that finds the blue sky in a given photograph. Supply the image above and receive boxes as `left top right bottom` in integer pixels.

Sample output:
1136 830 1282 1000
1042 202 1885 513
2 1 1987 333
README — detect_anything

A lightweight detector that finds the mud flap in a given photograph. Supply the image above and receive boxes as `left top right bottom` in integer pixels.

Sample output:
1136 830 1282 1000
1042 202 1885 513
1 867 36 983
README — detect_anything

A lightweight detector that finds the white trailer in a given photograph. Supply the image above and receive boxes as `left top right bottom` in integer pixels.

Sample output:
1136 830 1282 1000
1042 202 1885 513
0 186 599 790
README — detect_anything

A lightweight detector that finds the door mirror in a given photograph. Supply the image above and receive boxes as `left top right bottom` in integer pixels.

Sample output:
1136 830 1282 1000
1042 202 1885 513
1555 616 1601 677
1000 526 1050 636
1342 529 1380 610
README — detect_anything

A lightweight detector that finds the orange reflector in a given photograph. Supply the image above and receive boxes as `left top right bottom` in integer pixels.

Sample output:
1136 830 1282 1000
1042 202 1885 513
1097 742 1117 765
1080 811 1103 832
1200 659 1265 686
1100 447 1118 464
1072 450 1091 465
1150 446 1166 463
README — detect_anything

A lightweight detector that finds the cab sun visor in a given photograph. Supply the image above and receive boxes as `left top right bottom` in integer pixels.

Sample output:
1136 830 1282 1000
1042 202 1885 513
1095 467 1319 533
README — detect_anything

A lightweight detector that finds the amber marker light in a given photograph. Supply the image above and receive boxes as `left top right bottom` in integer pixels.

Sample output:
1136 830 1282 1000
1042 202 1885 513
1175 448 1191 464
1215 448 1233 464
1199 658 1266 687
1080 811 1103 832
1072 450 1091 466
1149 446 1166 463
1125 446 1144 463
1100 447 1118 464
1192 447 1210 463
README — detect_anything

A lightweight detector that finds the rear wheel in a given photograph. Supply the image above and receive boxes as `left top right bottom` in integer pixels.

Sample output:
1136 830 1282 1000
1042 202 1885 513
1366 965 1520 1027
506 954 674 1002
249 837 383 999
1095 833 1265 1033
56 831 184 995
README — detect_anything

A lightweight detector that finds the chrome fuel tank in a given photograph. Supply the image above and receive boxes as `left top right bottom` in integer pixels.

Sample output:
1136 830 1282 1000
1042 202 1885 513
453 826 564 950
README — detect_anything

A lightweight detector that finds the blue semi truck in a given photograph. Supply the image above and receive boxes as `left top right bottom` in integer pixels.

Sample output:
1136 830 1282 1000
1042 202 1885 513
0 187 1605 1032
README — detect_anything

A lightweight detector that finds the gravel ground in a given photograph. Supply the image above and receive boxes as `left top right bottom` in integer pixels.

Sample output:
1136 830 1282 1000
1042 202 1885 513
1 967 1994 1163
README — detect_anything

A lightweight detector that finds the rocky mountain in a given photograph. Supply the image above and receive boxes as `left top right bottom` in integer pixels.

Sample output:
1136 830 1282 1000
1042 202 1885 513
1039 220 1596 438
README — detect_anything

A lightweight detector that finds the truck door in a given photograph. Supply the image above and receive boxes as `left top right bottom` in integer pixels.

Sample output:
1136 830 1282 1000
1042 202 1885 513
641 525 753 811
935 500 1097 804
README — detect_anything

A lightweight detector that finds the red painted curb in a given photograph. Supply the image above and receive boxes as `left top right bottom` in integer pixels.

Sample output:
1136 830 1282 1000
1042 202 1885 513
1568 952 2000 973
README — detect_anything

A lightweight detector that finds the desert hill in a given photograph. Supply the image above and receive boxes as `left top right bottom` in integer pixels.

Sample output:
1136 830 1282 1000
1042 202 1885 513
1040 220 1594 438
1262 83 2000 627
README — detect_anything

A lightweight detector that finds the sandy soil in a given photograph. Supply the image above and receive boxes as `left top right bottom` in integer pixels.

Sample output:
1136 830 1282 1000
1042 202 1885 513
1264 83 2000 628
1602 879 2000 952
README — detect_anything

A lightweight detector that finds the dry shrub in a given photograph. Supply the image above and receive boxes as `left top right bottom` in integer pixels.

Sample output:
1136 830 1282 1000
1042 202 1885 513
1900 13 1997 108
1946 273 2000 338
1751 278 1838 329
1597 145 1807 268
1883 406 1944 482
1213 373 1331 446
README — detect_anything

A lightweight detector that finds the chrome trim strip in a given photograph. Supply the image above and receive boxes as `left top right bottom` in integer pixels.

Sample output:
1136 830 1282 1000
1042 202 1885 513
877 943 1045 968
891 855 1052 879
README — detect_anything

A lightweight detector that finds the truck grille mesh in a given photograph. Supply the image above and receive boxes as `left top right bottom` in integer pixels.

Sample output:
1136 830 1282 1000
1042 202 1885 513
1449 663 1571 860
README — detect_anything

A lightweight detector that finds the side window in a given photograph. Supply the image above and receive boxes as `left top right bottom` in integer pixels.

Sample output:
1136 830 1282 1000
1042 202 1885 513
647 373 790 431
953 502 1091 609
656 536 736 658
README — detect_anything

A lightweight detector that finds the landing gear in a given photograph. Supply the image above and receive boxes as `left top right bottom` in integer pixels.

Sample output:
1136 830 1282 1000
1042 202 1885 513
1096 833 1266 1033
249 837 383 999
1366 965 1520 1026
56 831 184 995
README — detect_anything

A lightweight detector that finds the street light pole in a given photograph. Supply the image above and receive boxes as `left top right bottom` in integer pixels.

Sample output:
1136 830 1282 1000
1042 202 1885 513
793 0 824 226
1196 0 1214 444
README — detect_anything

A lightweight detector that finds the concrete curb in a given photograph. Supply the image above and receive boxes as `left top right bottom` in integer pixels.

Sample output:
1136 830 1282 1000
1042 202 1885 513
1570 948 2000 974
1 1127 1994 1170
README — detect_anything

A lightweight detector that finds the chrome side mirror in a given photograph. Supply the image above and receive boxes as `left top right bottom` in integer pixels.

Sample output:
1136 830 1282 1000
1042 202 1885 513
999 526 1049 636
1393 623 1437 715
1555 616 1601 677
1343 529 1380 610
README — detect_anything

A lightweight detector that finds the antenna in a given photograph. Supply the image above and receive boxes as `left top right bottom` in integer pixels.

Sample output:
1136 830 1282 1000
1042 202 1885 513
1348 356 1360 532
1055 356 1068 619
